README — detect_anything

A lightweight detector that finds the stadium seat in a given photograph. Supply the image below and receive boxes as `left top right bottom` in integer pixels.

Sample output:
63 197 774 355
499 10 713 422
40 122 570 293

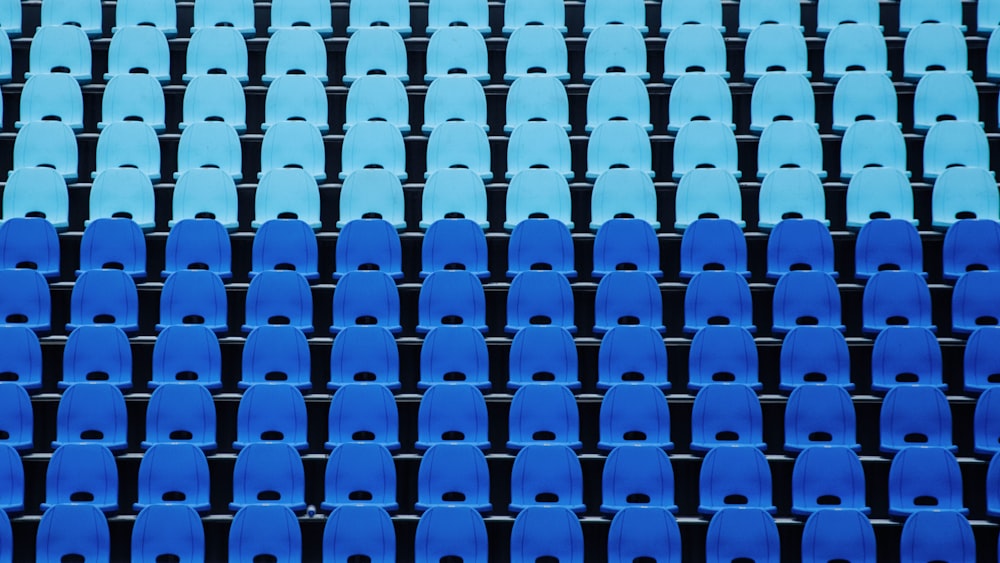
900 0 964 33
601 446 676 513
250 219 318 280
427 0 490 34
327 383 400 451
509 445 584 513
421 169 489 228
183 27 248 83
597 326 670 390
234 383 308 451
134 444 211 512
593 271 665 334
264 75 328 132
505 272 576 333
990 29 1000 79
507 122 571 180
831 72 897 130
674 169 743 230
330 271 401 333
976 388 1000 454
26 25 91 82
888 446 966 515
508 384 580 450
846 169 917 229
157 270 228 333
260 121 326 179
817 0 881 34
507 326 578 389
699 446 775 514
924 122 990 180
688 326 760 389
943 219 1000 279
262 28 329 83
175 122 243 181
750 72 814 132
801 509 877 563
36 505 110 562
334 219 403 280
42 444 118 511
77 218 146 279
744 24 810 81
425 27 489 82
142 383 217 450
791 446 869 514
191 0 254 36
757 123 826 180
229 506 301 563
322 443 397 511
506 75 568 132
0 217 60 278
989 454 1000 516
341 121 407 180
0 30 9 82
344 27 408 84
347 0 410 36
503 0 566 34
511 507 583 562
855 220 923 278
587 74 650 132
131 506 204 563
426 122 492 180
691 384 765 451
667 73 733 132
416 382 490 448
899 510 975 563
170 170 239 230
738 0 800 34
242 326 312 388
328 326 400 388
584 0 646 35
766 219 836 278
230 442 306 511
53 383 127 451
425 75 488 133
595 218 661 278
253 169 322 230
772 271 844 333
344 75 407 133
66 269 138 332
16 74 82 130
862 271 934 333
88 168 156 229
608 508 681 562
823 24 889 80
150 325 222 389
504 25 570 82
417 270 488 333
242 270 313 333
591 169 660 230
0 1 19 37
415 507 489 563
661 23 729 82
684 271 755 333
61 325 132 388
416 445 491 512
0 384 31 451
324 506 395 562
914 72 980 131
785 384 859 451
179 77 247 130
268 0 332 36
0 270 50 332
508 219 576 278
933 167 1000 228
966 327 1000 393
758 169 828 229
338 170 406 229
0 448 20 513
13 121 77 180
505 171 573 229
0 326 42 390
780 327 853 389
953 271 1000 333
981 0 1000 34
660 0 723 34
419 327 491 389
599 383 672 449
587 121 652 179
584 24 649 82
421 219 489 278
841 120 908 179
99 74 165 132
104 26 170 82
904 23 969 80
672 122 741 179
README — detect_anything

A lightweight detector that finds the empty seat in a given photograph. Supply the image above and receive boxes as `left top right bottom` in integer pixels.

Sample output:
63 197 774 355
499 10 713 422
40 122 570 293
175 122 243 181
253 169 321 230
0 326 42 390
593 271 665 334
66 269 138 332
674 169 743 230
421 169 489 228
135 444 211 512
842 120 909 179
966 327 1000 393
242 270 313 333
415 507 489 563
924 122 990 180
609 508 681 562
180 74 247 130
99 74 165 132
338 170 406 229
595 218 661 278
758 169 828 229
504 25 570 82
347 0 410 36
846 169 917 229
0 1 19 37
268 0 332 35
36 505 110 562
832 72 897 130
744 24 809 81
900 510 975 563
587 121 652 179
416 383 490 449
150 325 222 389
660 0 722 34
53 383 127 451
242 326 312 388
426 122 492 180
601 446 676 513
662 24 729 80
855 219 923 279
191 0 254 36
598 326 669 390
0 384 31 451
699 446 775 514
511 507 582 562
780 327 853 389
170 169 239 230
900 0 964 33
104 26 170 82
591 169 660 230
509 445 584 513
862 271 934 333
142 383 217 450
792 446 868 514
914 72 980 131
691 384 765 451
503 0 566 34
933 167 1000 228
344 27 408 84
990 28 1000 79
766 219 836 278
416 445 491 512
505 170 573 229
506 326 579 389
888 446 965 515
27 25 91 82
330 271 400 333
427 0 489 34
88 168 156 230
230 442 305 511
688 326 760 389
157 270 228 333
817 0 880 33
340 121 406 180
323 443 397 511
508 219 576 278
234 383 307 451
14 121 78 180
508 384 580 450
584 24 649 82
250 219 319 280
739 0 800 34
229 506 301 563
786 384 859 451
976 388 1000 454
0 450 21 513
772 271 844 333
42 444 118 512
335 219 403 280
506 75 569 132
672 122 741 179
599 383 672 449
183 27 248 83
0 270 50 332
131 506 204 563
0 217 60 278
824 24 889 80
954 271 1000 333
505 271 576 333
344 75 407 133
667 73 733 132
904 23 969 80
324 506 395 562
757 122 826 180
2 168 68 230
62 325 132 388
425 27 489 82
507 122 571 179
419 327 491 389
750 72 814 131
943 219 1000 279
587 74 650 132
417 270 488 333
425 75 488 133
262 28 328 83
706 508 779 563
327 383 399 451
584 0 646 35
264 75 328 132
16 74 82 130
328 326 399 389
801 509 877 563
259 121 326 180
684 271 755 333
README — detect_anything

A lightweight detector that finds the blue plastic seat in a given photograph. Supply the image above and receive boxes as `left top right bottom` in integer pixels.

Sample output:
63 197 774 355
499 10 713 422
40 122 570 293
914 72 980 131
426 122 492 180
508 219 576 278
344 27 408 84
143 383 216 450
674 169 743 230
53 383 127 451
817 0 881 34
66 269 138 332
0 270 50 332
36 505 109 563
427 0 489 34
766 219 836 278
504 25 570 82
584 0 646 35
983 0 1000 34
855 219 923 279
593 271 665 334
229 506 301 563
792 446 868 514
508 326 579 389
506 271 576 333
14 122 78 180
846 169 917 229
597 326 669 390
688 326 760 389
88 168 156 230
591 169 659 230
62 325 132 388
684 271 755 333
503 0 566 34
231 442 305 511
924 122 990 180
0 32 7 84
323 443 397 511
744 24 809 81
700 446 775 514
882 383 953 449
991 28 1000 79
157 270 227 333
175 122 242 181
862 271 934 333
335 219 403 280
662 24 728 80
191 0 254 36
344 75 407 133
264 75 328 132
415 507 488 563
954 271 1000 333
801 509 876 563
751 72 814 131
135 444 211 512
824 25 889 80
115 0 176 35
329 326 398 389
757 123 826 180
347 0 410 36
242 326 311 389
340 121 406 180
234 383 307 451
933 167 1000 228
990 454 1000 516
417 270 488 333
416 445 491 512
425 75 488 134
904 23 969 80
660 0 722 34
691 384 765 451
584 24 649 82
680 219 747 279
511 507 582 563
587 121 652 179
739 0 800 34
42 444 118 512
772 271 844 333
324 506 395 563
706 508 779 563
180 75 246 133
0 327 41 391
99 74 165 132
242 270 313 334
780 327 852 390
183 27 248 84
976 388 1000 454
425 27 488 82
163 219 232 280
416 383 490 449
888 446 965 515
509 445 584 513
259 121 325 180
421 169 488 228
327 383 399 451
0 458 20 514
587 74 650 131
16 74 83 130
253 169 321 230
0 1 19 37
599 383 672 449
170 170 239 229
667 73 732 132
505 171 572 229
131 505 204 563
27 25 91 82
104 26 170 82
594 219 660 278
608 508 681 562
966 327 1000 393
77 218 145 279
0 217 60 278
831 72 897 130
506 75 569 133
900 0 963 33
262 28 328 83
250 219 318 280
785 385 859 451
419 328 490 389
842 120 909 180
0 384 31 451
150 325 221 389
900 510 975 563
943 219 1000 279
508 384 580 450
330 271 400 333
601 446 676 514
507 122 571 180
268 0 332 35
672 122 741 179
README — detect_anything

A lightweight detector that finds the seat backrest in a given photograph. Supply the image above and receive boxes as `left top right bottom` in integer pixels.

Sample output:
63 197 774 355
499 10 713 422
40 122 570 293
264 28 328 82
416 382 490 448
744 23 808 80
771 271 843 333
242 270 314 333
780 326 852 389
163 219 232 278
328 325 400 388
0 326 42 390
144 383 217 449
595 218 661 277
904 23 968 79
586 74 649 131
662 23 728 79
683 271 755 333
250 219 319 279
425 26 488 81
158 270 228 332
235 383 308 450
791 446 867 513
324 443 397 510
328 383 400 450
419 327 490 389
508 384 580 449
508 218 576 277
508 325 579 388
801 509 877 563
847 171 917 229
691 384 765 451
899 510 976 563
344 75 407 132
591 168 659 229
55 382 128 450
597 326 669 390
131 505 205 563
425 75 488 133
62 324 132 388
766 219 835 278
688 326 759 389
601 445 676 512
151 325 222 389
228 505 302 563
506 271 576 333
593 271 664 334
705 508 780 562
417 444 491 511
417 270 488 333
0 217 61 278
509 445 584 512
861 271 934 333
510 507 583 563
37 504 110 562
414 506 489 563
932 167 1000 229
135 443 210 510
242 325 312 388
323 506 396 562
231 442 305 510
608 507 682 563
699 446 774 513
44 444 118 510
335 219 402 279
504 25 569 81
824 24 888 80
855 219 922 278
106 25 170 81
344 27 408 83
888 446 964 515
599 383 672 449
785 384 859 451
330 271 401 333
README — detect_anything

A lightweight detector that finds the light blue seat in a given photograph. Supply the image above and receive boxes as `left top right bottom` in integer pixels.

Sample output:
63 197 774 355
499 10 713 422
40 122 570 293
417 270 488 333
750 72 814 131
841 120 908 179
855 219 924 278
817 0 881 34
758 169 828 229
505 170 573 229
506 272 576 334
327 383 399 450
954 271 1000 334
508 384 581 450
667 73 732 132
88 168 156 230
54 383 127 451
739 0 801 35
131 506 205 563
339 169 406 229
268 0 332 36
503 0 566 35
93 122 161 181
322 443 397 511
183 27 248 83
230 443 306 511
792 446 868 514
982 0 1000 34
684 272 755 333
583 24 649 82
933 167 1000 228
691 384 765 451
943 219 1000 279
504 25 570 82
599 383 672 449
415 507 488 563
510 507 583 563
900 0 964 33
506 75 569 132
242 326 311 388
508 326 578 389
37 505 110 562
115 0 177 36
672 121 741 179
699 447 775 514
924 122 989 179
757 122 825 180
421 219 489 278
253 169 321 230
601 446 676 513
0 270 50 332
135 444 211 512
344 75 407 133
335 219 402 280
42 444 118 511
340 121 406 180
0 30 9 82
781 327 852 389
142 383 217 449
99 74 165 131
914 72 980 131
426 122 492 180
509 445 584 513
593 271 665 334
150 325 222 389
904 23 969 81
801 509 876 563
104 26 171 83
427 0 490 34
0 384 32 451
662 24 729 80
991 28 1000 80
175 122 243 181
823 24 888 80
67 269 139 332
330 272 401 334
417 447 491 511
660 0 723 34
674 169 744 229
16 74 82 130
242 270 313 334
508 219 575 278
251 219 319 279
344 27 408 84
831 72 897 131
419 328 490 389
862 270 935 333
587 74 650 132
680 219 747 278
425 76 488 134
872 328 944 392
191 0 255 37
773 271 844 333
347 0 410 36
61 325 132 389
744 24 809 81
171 169 238 230
785 385 859 451
846 168 916 229
27 25 91 82
14 121 77 180
888 447 965 515
591 169 659 230
588 121 652 179
234 383 308 451
421 169 489 228
766 219 837 279
416 382 490 446
608 508 681 563
259 121 325 180
585 0 646 35
157 270 228 333
78 218 146 279
0 217 60 278
0 1 19 37
595 218 661 278
262 28 328 83
229 506 301 563
425 27 489 82
507 122 572 180
263 75 328 131
900 511 975 563
965 327 1000 393
323 506 395 563
180 75 246 131
598 326 669 390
